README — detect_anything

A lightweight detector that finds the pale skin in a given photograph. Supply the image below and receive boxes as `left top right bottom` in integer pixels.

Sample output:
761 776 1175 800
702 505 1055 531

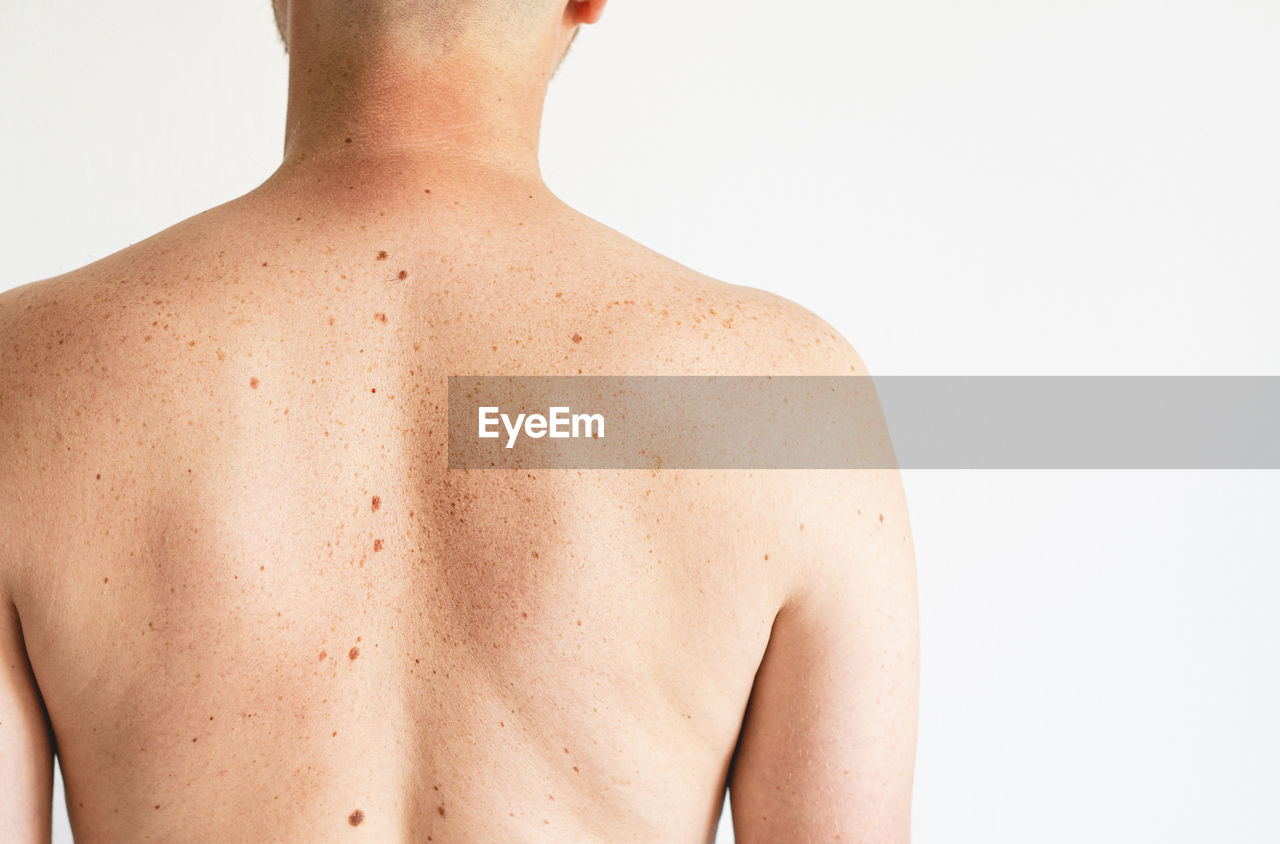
0 1 919 840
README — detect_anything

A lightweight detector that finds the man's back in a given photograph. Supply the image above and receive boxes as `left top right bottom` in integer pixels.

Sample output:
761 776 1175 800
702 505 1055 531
0 160 916 841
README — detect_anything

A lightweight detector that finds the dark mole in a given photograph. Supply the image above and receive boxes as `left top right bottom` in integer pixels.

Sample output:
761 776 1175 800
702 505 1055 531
349 646 360 660
344 137 353 144
376 250 388 260
249 377 260 389
571 333 583 344
103 577 108 584
96 473 101 480
373 539 384 552
348 809 364 826
397 270 408 280
438 805 446 817
371 495 381 511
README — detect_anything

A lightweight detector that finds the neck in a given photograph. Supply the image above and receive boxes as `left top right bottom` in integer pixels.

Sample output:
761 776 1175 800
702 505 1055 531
272 11 558 187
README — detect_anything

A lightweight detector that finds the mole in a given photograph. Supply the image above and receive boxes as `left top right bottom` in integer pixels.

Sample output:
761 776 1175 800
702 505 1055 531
371 495 381 511
344 137 353 145
397 270 409 280
373 539 384 552
249 377 260 389
376 250 388 260
571 333 583 344
375 312 387 323
349 646 360 660
348 809 364 826
438 805 446 817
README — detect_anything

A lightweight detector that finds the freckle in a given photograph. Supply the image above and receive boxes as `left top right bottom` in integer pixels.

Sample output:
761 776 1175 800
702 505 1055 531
571 333 582 343
563 747 569 753
376 250 388 260
103 577 108 583
879 514 884 523
371 495 381 511
96 473 101 480
763 554 769 560
373 539 384 552
344 137 353 145
348 809 363 826
799 523 804 530
398 270 408 280
522 612 527 618
249 377 260 389
438 805 446 817
349 646 360 660
327 316 335 326
333 731 338 737
576 619 581 626
318 650 327 660
375 312 387 323
154 805 160 810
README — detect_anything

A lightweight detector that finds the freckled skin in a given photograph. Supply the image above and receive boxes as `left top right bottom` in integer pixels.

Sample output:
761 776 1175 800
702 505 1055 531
0 96 914 844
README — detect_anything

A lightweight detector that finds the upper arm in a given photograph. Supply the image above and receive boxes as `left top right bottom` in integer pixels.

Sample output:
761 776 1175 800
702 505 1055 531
726 318 920 842
730 467 919 842
0 600 55 842
0 285 56 842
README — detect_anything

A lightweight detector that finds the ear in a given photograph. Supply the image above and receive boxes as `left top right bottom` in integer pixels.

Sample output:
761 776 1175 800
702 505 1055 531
565 0 607 26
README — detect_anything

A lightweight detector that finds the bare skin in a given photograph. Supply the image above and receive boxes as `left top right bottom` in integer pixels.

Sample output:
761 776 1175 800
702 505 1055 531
0 1 918 841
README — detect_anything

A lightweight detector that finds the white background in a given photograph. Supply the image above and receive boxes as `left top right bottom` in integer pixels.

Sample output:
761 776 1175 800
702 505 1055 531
3 1 1278 841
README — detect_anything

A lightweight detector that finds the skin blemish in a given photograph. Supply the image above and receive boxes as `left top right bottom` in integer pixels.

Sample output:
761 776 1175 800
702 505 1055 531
571 333 583 344
438 805 446 817
103 577 108 584
373 539 384 552
376 250 388 260
348 809 364 826
344 138 353 145
397 270 408 280
371 495 381 511
375 312 387 323
318 650 327 661
249 377 260 389
328 316 335 326
349 646 360 660
96 474 101 480
879 514 885 523
371 388 377 393
216 348 226 362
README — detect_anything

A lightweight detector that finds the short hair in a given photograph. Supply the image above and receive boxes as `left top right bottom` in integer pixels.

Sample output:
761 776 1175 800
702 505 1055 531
271 1 547 55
